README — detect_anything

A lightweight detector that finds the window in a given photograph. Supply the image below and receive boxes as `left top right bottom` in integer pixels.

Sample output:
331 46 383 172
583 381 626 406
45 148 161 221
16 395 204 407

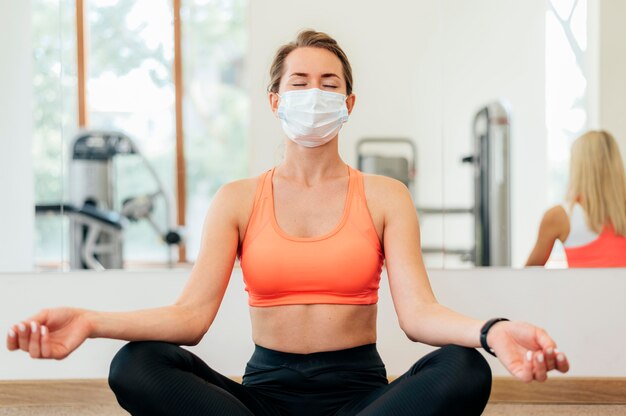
86 0 176 262
181 0 248 260
32 0 249 268
546 0 589 205
545 0 591 267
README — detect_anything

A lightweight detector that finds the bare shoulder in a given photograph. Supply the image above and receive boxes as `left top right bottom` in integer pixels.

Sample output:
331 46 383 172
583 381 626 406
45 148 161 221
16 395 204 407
215 175 260 214
218 176 259 198
543 204 568 225
214 174 264 238
361 172 411 207
361 172 408 193
540 204 570 241
360 173 413 238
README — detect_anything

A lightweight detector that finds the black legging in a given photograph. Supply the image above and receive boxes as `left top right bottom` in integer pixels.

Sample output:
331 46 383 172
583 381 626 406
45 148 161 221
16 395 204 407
108 341 492 415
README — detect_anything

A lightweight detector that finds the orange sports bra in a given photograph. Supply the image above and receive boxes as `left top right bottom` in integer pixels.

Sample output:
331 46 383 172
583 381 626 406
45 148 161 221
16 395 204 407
239 165 384 307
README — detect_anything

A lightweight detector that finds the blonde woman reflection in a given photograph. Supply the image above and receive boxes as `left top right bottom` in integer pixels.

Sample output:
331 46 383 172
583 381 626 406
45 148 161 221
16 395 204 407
527 130 626 267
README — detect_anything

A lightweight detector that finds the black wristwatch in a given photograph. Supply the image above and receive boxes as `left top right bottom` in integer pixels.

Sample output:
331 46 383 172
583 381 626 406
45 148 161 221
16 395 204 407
480 318 510 357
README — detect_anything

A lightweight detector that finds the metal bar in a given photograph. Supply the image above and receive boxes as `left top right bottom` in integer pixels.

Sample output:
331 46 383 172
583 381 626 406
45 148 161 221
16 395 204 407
421 247 473 256
417 207 474 215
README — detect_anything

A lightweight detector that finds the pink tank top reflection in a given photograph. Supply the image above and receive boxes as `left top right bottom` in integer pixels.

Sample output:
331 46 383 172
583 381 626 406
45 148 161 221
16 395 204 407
564 225 626 267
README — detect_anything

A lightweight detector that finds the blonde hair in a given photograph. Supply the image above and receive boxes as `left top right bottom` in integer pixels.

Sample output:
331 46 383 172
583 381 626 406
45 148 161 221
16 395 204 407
267 30 353 95
566 130 626 236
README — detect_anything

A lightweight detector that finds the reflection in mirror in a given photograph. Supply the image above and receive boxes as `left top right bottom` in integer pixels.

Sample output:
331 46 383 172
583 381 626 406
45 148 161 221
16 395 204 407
32 0 77 270
19 0 248 272
85 0 176 267
15 0 445 272
13 0 626 272
438 0 549 268
65 131 181 270
357 137 448 266
440 0 626 268
526 130 626 268
349 2 445 269
467 102 511 267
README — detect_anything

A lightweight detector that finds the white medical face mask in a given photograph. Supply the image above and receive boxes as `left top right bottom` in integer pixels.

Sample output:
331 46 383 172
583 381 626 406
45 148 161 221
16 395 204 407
277 88 349 147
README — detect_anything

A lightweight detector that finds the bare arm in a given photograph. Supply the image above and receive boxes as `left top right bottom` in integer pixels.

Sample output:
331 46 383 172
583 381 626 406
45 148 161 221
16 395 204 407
379 177 569 382
7 181 246 358
87 181 244 344
379 177 484 347
525 206 569 266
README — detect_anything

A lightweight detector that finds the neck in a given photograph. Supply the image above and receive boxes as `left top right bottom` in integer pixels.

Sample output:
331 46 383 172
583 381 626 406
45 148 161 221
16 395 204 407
278 136 347 185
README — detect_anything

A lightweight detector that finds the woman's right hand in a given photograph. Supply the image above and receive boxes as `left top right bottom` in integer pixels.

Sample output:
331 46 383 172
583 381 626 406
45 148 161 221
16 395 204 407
6 307 93 360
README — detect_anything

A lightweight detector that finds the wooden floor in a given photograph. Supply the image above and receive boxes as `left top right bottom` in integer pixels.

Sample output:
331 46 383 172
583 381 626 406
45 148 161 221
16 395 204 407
489 377 626 404
0 377 624 415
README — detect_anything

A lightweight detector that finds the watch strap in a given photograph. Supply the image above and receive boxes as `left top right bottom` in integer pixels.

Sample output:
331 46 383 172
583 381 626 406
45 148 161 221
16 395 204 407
480 317 510 357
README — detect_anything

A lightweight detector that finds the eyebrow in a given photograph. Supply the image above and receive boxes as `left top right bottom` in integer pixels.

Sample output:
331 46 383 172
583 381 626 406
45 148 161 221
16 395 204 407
289 72 341 79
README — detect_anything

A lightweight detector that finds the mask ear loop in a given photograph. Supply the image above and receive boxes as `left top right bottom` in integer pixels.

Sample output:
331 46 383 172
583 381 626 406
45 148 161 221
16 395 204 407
274 92 282 119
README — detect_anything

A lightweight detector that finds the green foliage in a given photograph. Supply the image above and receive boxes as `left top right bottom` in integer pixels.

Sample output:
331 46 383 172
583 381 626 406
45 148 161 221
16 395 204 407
183 0 248 193
87 0 171 86
32 0 77 266
32 0 77 203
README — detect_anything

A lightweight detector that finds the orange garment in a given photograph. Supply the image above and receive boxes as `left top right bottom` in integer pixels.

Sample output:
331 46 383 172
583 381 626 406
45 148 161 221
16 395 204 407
564 225 626 267
239 165 384 307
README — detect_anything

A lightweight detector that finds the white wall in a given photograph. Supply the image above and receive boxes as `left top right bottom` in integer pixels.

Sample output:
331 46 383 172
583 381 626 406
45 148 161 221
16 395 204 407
247 1 440 177
2 267 625 380
0 0 34 272
599 0 626 161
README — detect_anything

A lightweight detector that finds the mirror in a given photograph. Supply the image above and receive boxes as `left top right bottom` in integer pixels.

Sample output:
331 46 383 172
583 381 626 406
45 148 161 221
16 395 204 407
5 0 624 272
19 0 251 272
4 0 446 272
439 0 626 268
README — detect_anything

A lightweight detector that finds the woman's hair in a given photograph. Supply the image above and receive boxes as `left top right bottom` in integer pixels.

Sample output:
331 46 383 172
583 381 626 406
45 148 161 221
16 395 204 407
267 30 353 95
566 130 626 236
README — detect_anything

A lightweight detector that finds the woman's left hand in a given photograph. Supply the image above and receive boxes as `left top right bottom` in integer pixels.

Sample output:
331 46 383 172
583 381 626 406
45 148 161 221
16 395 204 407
486 320 570 382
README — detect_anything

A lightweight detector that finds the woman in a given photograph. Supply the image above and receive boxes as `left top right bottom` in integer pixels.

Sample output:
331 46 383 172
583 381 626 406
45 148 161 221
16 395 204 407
8 30 569 416
526 130 626 267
